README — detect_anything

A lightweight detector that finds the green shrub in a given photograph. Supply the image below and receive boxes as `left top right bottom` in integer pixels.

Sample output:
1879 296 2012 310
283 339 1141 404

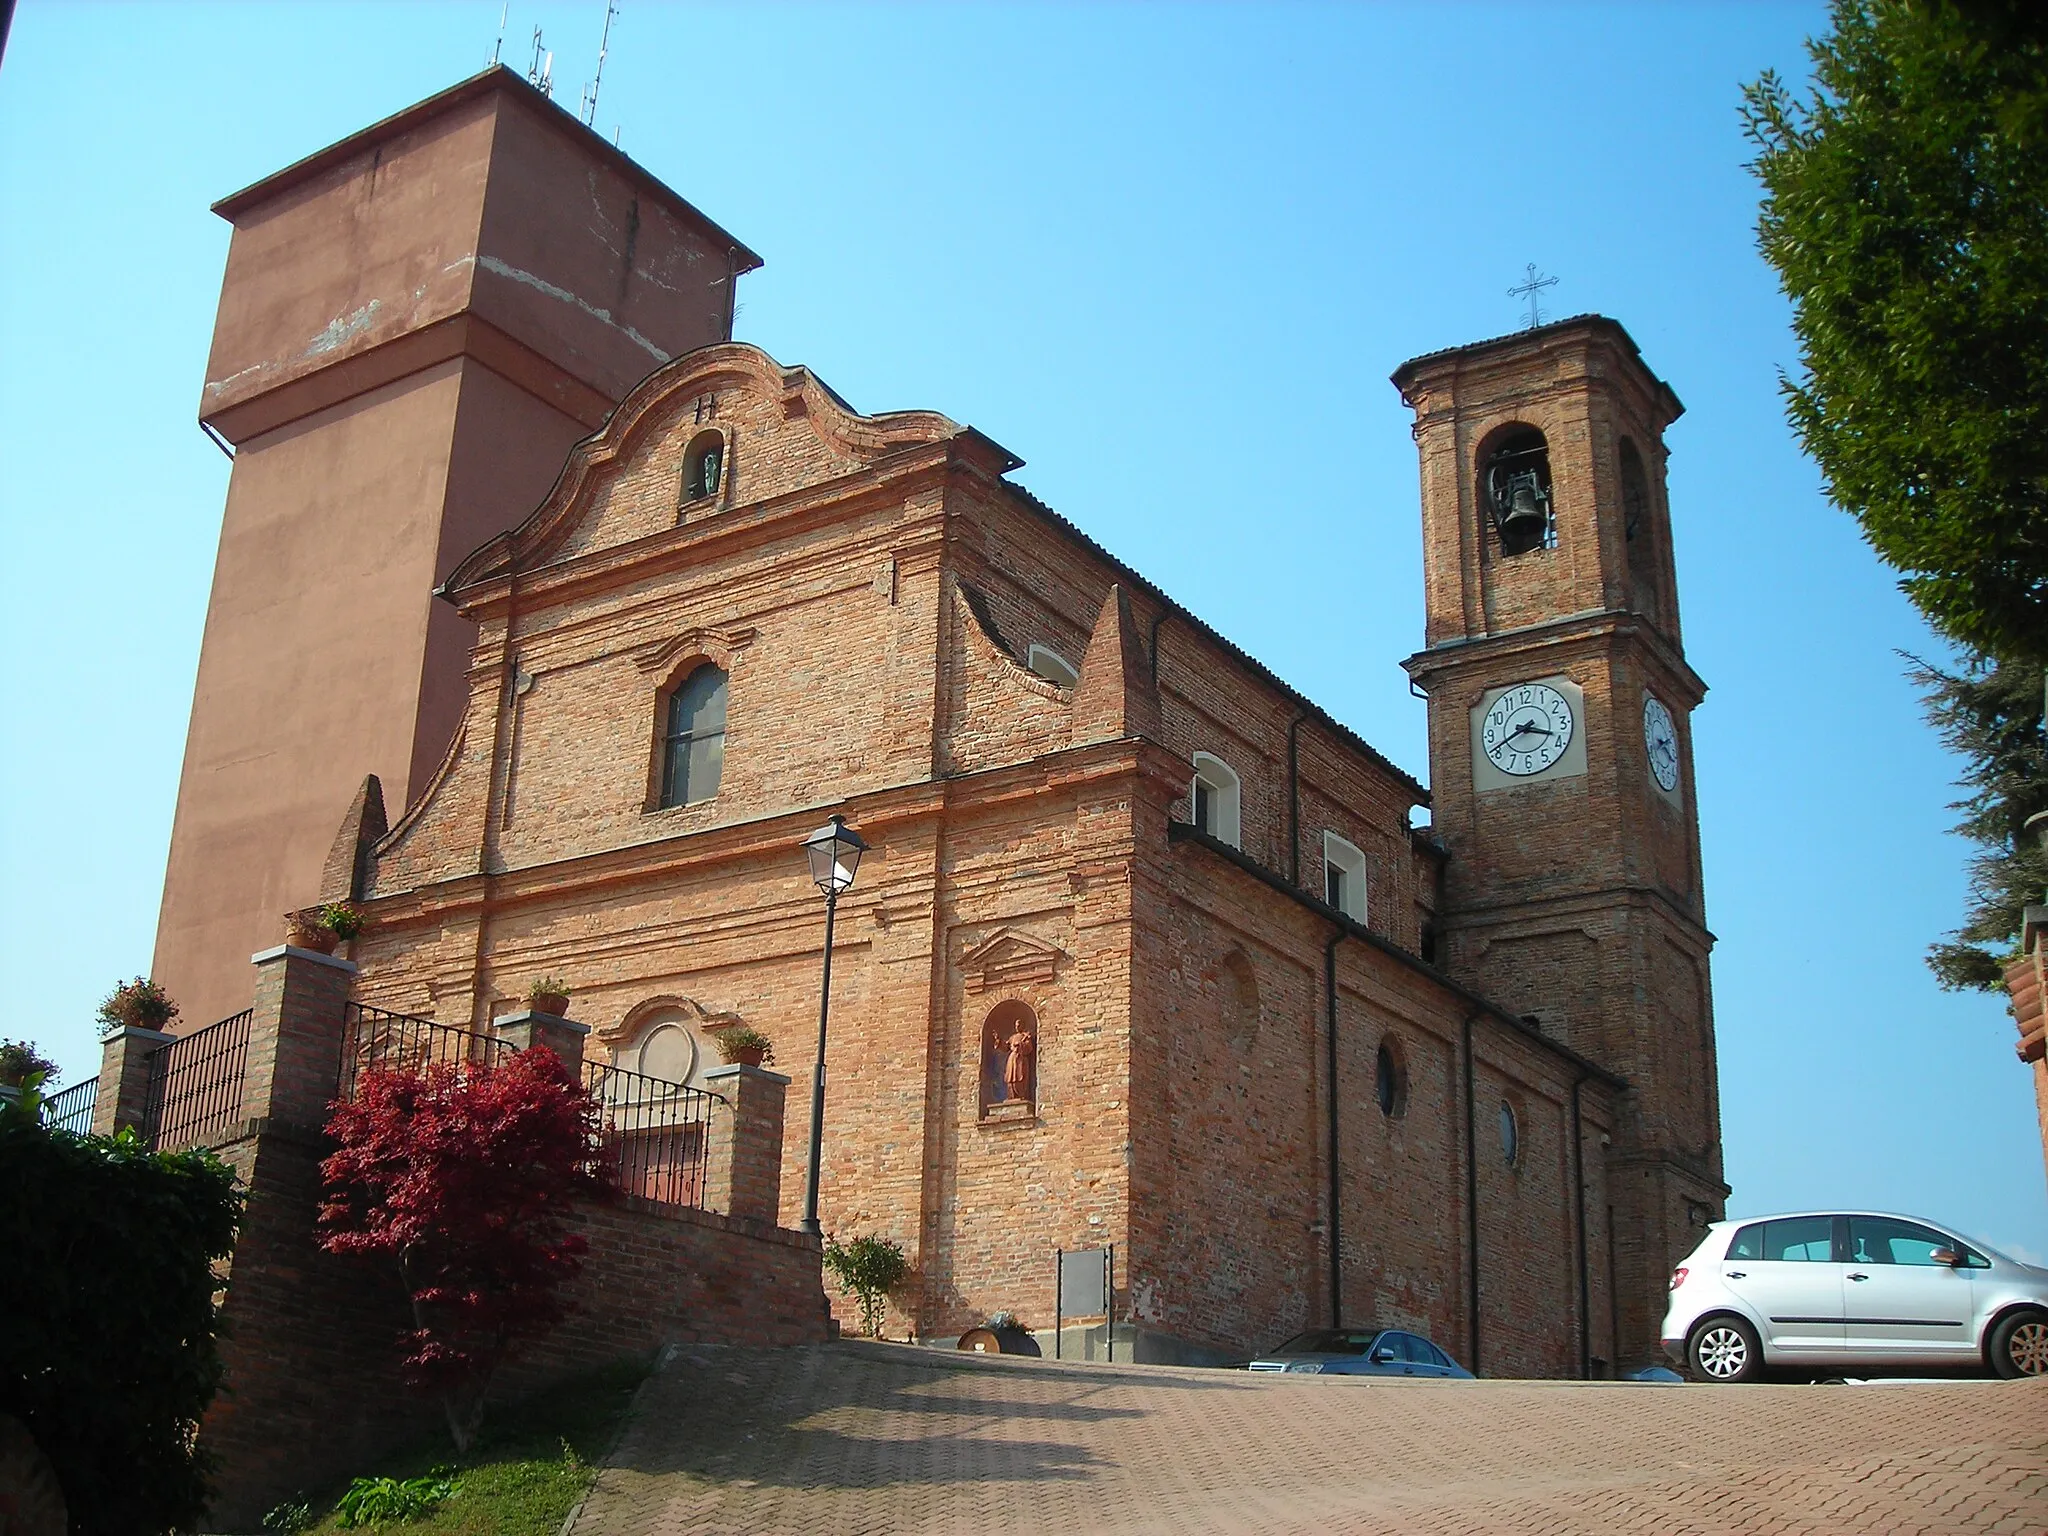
265 1498 316 1533
334 1469 461 1528
822 1233 911 1337
0 1116 241 1534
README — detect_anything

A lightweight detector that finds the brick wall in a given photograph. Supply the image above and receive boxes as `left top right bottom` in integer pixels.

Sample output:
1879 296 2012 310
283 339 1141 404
201 1122 827 1528
331 335 1665 1370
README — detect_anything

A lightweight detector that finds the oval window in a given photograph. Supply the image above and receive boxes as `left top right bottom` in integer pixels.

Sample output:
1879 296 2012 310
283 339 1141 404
1374 1042 1405 1117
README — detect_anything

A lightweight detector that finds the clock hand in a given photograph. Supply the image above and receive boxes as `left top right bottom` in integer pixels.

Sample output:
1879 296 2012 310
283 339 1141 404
1507 721 1553 741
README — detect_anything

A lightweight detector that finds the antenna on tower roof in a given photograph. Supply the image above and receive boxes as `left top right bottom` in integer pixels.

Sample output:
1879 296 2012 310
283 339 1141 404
528 27 555 99
580 2 620 127
489 2 507 66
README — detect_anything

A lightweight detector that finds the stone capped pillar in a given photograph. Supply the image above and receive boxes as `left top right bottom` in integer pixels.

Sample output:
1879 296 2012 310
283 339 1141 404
702 1063 791 1227
495 1010 590 1072
91 1026 176 1136
241 944 357 1129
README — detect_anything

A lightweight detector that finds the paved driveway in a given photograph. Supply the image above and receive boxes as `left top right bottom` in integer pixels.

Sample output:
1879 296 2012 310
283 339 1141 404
572 1341 2047 1535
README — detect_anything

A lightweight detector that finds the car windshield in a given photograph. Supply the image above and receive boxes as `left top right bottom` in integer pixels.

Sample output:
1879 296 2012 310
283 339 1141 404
1268 1330 1384 1356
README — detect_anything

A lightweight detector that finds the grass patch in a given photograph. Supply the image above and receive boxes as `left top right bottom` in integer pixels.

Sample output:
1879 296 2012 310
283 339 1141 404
280 1358 650 1536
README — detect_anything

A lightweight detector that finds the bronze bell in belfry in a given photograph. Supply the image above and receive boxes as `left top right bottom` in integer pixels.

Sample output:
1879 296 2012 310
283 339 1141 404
1500 483 1546 545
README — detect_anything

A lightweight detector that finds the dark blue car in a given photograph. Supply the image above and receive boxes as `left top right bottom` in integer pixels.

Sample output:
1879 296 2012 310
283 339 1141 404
1246 1328 1474 1378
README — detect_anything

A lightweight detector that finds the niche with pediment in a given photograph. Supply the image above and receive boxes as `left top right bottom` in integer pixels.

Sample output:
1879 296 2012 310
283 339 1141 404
958 927 1066 996
605 996 745 1089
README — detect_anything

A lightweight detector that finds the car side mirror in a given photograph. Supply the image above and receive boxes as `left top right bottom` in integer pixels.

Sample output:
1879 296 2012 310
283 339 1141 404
1372 1347 1397 1363
1930 1247 1962 1267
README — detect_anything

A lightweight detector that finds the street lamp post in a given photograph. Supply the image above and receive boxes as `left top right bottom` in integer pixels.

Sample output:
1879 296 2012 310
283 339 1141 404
799 813 867 1238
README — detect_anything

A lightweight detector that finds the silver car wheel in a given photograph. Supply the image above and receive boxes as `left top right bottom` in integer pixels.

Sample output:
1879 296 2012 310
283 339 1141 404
2005 1319 2048 1376
1694 1323 1751 1381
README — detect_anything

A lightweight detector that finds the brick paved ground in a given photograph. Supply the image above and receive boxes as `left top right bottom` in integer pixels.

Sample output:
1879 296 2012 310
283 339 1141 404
572 1341 2048 1535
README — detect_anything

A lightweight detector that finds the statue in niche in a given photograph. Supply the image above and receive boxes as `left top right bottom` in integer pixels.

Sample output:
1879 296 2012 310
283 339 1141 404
700 445 722 496
1003 1019 1035 1104
983 1002 1038 1110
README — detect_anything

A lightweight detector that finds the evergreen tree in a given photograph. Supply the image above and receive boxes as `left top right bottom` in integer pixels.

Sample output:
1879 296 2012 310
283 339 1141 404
1742 1 2048 663
1743 3 2048 985
1909 653 2047 988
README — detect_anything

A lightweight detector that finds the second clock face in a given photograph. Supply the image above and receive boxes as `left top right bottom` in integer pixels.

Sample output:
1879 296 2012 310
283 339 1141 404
1643 694 1680 792
1480 683 1576 777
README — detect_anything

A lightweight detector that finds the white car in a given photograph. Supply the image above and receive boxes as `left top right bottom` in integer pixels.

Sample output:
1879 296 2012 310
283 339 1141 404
1661 1210 2048 1382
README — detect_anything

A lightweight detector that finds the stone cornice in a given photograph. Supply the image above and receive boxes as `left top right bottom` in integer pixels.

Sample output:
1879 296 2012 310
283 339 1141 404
362 736 1155 925
1402 608 1707 707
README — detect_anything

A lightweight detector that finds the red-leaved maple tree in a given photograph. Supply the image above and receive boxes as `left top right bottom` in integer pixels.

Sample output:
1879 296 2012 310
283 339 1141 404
318 1046 614 1449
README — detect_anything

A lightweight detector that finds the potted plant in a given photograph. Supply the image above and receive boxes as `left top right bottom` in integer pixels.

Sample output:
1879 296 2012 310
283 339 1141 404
283 909 335 954
0 1039 58 1090
527 977 572 1017
318 901 365 942
714 1024 775 1068
96 977 180 1037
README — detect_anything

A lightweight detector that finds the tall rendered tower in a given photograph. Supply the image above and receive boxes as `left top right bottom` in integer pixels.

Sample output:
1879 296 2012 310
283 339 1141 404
1395 317 1726 1368
155 69 760 1027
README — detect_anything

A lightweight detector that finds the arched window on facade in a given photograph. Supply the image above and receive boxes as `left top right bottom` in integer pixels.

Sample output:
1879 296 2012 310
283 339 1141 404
1498 1099 1521 1166
1323 831 1368 923
681 430 725 505
659 664 728 809
1190 752 1242 849
981 1000 1038 1114
1026 643 1079 688
1620 438 1661 622
1483 426 1555 557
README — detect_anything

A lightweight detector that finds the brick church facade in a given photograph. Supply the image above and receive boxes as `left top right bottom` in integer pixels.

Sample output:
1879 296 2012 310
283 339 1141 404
158 69 1725 1373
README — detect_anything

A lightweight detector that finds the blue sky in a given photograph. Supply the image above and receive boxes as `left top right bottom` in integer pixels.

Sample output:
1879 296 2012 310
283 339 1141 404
3 1 2043 1264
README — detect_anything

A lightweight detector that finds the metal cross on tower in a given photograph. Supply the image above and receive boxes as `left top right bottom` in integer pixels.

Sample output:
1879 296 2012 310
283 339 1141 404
1508 264 1558 331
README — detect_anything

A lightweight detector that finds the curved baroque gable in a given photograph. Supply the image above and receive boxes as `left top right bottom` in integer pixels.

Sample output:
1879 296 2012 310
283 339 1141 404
442 342 967 595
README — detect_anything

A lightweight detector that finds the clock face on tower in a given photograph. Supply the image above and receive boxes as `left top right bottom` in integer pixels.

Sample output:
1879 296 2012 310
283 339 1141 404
1480 682 1576 777
1643 694 1680 793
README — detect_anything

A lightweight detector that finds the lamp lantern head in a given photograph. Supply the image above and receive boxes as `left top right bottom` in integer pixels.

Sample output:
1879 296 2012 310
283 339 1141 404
803 814 868 895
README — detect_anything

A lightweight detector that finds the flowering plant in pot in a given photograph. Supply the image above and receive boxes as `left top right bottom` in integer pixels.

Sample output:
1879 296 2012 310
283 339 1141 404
526 977 572 1017
0 1039 58 1089
284 907 340 954
714 1025 774 1068
317 901 365 942
96 977 180 1037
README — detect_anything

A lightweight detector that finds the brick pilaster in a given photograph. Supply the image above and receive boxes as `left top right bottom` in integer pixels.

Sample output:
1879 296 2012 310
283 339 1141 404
241 945 357 1129
702 1063 790 1226
495 1010 590 1072
91 1026 175 1136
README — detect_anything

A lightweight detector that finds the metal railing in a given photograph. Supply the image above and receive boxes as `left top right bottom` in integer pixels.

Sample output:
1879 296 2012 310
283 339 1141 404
339 1003 510 1100
584 1059 718 1211
337 1005 717 1211
41 1076 98 1136
144 1011 253 1150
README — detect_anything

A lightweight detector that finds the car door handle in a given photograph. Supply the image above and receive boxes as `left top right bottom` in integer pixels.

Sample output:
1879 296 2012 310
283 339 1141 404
1847 1272 1870 1281
1726 1271 1746 1279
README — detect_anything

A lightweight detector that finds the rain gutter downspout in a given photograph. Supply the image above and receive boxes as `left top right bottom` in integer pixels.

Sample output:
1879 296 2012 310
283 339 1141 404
1462 1011 1480 1375
1324 927 1345 1328
1571 1070 1591 1380
1287 711 1309 885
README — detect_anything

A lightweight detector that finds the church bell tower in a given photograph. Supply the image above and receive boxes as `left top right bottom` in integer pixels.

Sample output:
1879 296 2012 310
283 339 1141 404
1395 316 1726 1369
